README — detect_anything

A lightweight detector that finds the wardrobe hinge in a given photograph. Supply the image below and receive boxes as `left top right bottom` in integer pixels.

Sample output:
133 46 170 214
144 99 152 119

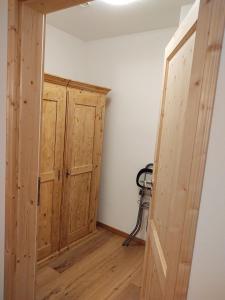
37 176 41 206
58 169 61 181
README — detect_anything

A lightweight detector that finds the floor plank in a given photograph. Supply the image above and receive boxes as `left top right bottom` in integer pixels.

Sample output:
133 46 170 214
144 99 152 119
112 283 141 300
36 228 145 300
36 267 60 289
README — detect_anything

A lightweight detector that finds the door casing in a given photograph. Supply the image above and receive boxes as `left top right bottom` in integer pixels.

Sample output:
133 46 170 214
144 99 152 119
5 0 225 299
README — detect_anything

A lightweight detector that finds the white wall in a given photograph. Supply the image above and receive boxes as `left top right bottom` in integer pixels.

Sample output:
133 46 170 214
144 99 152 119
45 24 86 82
45 26 175 239
187 31 225 300
84 28 175 239
0 0 7 298
179 3 193 24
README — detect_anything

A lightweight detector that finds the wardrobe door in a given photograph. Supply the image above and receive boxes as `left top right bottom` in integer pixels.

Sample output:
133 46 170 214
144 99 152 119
60 88 105 248
37 82 66 261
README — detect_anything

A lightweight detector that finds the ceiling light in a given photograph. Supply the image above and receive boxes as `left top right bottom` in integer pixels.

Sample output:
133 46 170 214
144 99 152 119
101 0 138 5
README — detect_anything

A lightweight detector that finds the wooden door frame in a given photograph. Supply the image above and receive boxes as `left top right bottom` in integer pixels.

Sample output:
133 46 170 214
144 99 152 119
5 0 225 299
6 1 91 299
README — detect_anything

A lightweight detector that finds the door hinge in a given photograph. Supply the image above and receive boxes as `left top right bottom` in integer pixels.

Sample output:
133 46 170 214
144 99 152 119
37 176 41 206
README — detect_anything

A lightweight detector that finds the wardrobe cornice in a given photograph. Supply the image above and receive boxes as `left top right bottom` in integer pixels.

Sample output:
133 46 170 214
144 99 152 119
44 73 111 95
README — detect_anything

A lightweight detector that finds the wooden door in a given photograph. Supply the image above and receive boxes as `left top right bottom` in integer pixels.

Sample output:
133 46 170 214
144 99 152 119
60 88 105 248
141 1 225 299
37 82 66 260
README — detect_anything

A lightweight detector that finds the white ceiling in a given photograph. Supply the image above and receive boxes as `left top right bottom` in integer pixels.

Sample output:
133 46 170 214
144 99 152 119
47 0 194 41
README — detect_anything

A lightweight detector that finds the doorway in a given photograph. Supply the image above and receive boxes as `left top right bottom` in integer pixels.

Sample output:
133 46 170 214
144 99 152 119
5 0 225 300
36 2 164 297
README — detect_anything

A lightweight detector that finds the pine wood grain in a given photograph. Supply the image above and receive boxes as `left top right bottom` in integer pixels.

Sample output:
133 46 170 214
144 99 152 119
36 228 145 300
21 0 93 14
141 1 225 299
44 73 111 95
37 82 67 261
6 0 224 298
5 1 20 299
8 3 45 299
38 78 110 261
60 88 107 248
6 3 111 295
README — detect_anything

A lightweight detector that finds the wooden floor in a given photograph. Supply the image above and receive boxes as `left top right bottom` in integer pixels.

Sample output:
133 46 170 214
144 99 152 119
36 227 145 300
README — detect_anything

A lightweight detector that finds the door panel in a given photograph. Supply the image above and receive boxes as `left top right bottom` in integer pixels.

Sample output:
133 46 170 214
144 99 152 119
40 100 57 172
38 181 54 255
148 33 196 293
142 1 225 299
37 82 66 261
68 173 92 237
73 105 96 167
61 88 105 248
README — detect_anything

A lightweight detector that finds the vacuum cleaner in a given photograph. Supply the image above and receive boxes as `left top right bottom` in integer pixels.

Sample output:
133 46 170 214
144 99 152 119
122 163 153 246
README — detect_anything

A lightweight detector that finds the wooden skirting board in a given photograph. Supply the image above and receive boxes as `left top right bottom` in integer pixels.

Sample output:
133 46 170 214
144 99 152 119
96 222 146 246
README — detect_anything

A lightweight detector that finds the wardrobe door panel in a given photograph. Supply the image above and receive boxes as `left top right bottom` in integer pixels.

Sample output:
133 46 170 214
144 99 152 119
68 103 96 173
37 82 66 261
38 181 54 256
61 88 106 248
68 173 92 239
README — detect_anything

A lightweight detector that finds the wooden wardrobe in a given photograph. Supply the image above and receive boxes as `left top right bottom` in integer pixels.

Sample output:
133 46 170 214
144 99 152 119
37 74 110 261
